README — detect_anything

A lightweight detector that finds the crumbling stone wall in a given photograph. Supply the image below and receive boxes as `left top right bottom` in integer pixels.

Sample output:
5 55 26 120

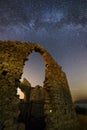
0 41 78 130
19 78 31 102
18 81 46 130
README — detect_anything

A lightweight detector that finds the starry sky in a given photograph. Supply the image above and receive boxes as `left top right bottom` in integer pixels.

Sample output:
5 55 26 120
0 0 87 101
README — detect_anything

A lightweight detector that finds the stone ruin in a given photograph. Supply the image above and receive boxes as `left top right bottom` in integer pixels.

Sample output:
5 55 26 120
0 41 78 130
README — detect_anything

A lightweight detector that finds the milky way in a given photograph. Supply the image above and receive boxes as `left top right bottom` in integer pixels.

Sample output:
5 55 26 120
0 0 87 100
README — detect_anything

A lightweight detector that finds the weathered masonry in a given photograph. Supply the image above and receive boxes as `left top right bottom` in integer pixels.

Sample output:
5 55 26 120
0 41 78 130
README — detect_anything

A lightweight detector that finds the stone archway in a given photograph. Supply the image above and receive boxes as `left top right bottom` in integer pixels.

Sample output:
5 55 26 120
0 41 78 130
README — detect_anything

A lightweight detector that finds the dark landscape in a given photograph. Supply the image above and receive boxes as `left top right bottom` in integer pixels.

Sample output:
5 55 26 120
75 104 87 130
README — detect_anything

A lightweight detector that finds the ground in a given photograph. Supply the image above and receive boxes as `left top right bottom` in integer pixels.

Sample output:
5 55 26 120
77 114 87 130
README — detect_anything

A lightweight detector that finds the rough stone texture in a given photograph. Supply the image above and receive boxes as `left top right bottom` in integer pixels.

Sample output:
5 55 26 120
19 78 31 102
0 41 78 130
18 80 48 130
30 85 48 101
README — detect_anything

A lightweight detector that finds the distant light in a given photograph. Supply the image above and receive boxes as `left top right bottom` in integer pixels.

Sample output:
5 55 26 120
17 88 24 99
50 110 52 113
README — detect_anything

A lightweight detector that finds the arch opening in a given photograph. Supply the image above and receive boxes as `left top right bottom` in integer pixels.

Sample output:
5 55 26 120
17 51 45 99
22 51 45 87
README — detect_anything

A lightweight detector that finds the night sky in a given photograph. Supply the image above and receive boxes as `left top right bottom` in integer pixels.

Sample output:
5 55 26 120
0 0 87 101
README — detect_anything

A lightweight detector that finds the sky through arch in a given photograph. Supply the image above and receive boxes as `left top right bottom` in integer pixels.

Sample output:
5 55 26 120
17 51 45 99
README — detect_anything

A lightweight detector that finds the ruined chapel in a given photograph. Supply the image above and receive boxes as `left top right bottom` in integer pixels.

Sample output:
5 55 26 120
0 41 78 130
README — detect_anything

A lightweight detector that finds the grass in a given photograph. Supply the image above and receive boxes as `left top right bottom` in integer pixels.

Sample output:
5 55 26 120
77 114 87 130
